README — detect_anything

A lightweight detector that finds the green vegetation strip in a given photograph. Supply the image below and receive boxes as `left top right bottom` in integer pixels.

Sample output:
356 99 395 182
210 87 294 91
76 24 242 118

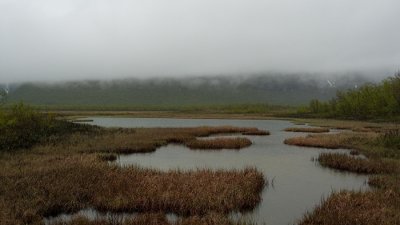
299 73 400 121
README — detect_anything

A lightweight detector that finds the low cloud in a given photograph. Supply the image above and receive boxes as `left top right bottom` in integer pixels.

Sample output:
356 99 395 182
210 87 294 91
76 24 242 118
0 0 399 82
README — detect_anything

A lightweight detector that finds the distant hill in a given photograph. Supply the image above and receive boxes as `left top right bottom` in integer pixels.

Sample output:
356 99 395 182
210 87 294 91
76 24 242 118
3 74 378 108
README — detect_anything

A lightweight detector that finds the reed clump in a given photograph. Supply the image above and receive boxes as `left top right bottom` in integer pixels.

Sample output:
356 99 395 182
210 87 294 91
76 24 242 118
299 190 400 225
289 124 400 225
46 126 268 154
284 132 376 150
377 128 400 149
317 153 398 174
284 131 400 159
49 212 256 225
0 108 269 225
98 153 118 161
284 134 344 149
48 213 170 225
242 130 270 136
284 127 330 133
178 213 256 225
186 138 252 150
0 152 265 225
368 175 400 189
349 149 360 155
289 118 394 132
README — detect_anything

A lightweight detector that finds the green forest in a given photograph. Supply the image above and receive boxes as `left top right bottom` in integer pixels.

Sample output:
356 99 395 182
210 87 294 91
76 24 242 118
4 74 371 107
305 73 400 120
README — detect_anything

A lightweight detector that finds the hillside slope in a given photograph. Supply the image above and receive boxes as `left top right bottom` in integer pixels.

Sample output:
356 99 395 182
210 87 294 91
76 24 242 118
4 74 376 107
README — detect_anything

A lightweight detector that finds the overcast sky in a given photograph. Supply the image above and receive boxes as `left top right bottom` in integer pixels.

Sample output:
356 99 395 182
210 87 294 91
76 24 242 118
0 0 399 82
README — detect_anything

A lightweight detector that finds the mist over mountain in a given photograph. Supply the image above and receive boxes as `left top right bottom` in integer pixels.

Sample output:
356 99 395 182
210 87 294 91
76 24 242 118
1 1 400 83
3 73 380 107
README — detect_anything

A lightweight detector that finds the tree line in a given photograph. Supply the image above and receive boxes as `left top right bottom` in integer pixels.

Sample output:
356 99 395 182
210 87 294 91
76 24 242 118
305 73 400 120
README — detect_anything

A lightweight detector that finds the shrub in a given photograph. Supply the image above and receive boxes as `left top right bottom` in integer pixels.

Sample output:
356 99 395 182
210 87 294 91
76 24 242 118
0 103 93 151
378 128 400 150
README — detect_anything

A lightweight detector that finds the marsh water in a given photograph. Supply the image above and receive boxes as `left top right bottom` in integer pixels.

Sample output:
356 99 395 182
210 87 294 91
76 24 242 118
49 118 369 225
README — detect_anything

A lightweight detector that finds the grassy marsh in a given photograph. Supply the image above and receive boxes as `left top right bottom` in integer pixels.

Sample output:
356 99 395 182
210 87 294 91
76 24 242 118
0 125 267 225
44 126 268 155
241 130 270 135
317 153 398 174
285 124 400 225
299 190 400 225
283 132 359 150
3 104 398 225
284 127 330 133
289 118 397 133
48 212 257 225
283 131 400 159
186 137 252 150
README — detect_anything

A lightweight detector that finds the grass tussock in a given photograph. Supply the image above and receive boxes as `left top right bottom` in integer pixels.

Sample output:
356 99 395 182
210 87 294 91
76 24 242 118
48 213 170 225
283 132 365 149
349 149 360 155
0 152 265 225
289 118 395 133
41 126 267 155
299 190 400 225
368 175 400 189
0 107 268 225
178 213 256 225
377 128 400 149
283 132 374 150
48 213 256 225
317 153 398 174
284 127 330 133
97 153 118 161
289 123 400 225
283 131 400 159
186 138 252 150
241 130 270 136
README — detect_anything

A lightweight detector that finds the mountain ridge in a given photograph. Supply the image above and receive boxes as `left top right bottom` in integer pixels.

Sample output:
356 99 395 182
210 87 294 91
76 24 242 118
3 74 379 107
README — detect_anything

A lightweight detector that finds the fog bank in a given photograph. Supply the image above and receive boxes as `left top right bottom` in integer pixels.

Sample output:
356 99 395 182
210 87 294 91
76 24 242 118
1 0 399 82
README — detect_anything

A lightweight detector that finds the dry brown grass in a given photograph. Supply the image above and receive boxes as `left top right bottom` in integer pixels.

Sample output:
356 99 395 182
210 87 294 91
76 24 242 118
299 190 400 225
284 127 330 133
368 175 400 189
241 130 270 136
290 118 396 132
48 213 170 225
300 162 400 225
0 126 267 225
97 153 118 161
0 154 265 224
350 149 360 155
178 213 255 225
47 126 267 154
48 212 255 225
284 132 377 150
186 138 252 150
59 111 280 120
283 131 400 159
287 124 400 225
318 153 399 174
